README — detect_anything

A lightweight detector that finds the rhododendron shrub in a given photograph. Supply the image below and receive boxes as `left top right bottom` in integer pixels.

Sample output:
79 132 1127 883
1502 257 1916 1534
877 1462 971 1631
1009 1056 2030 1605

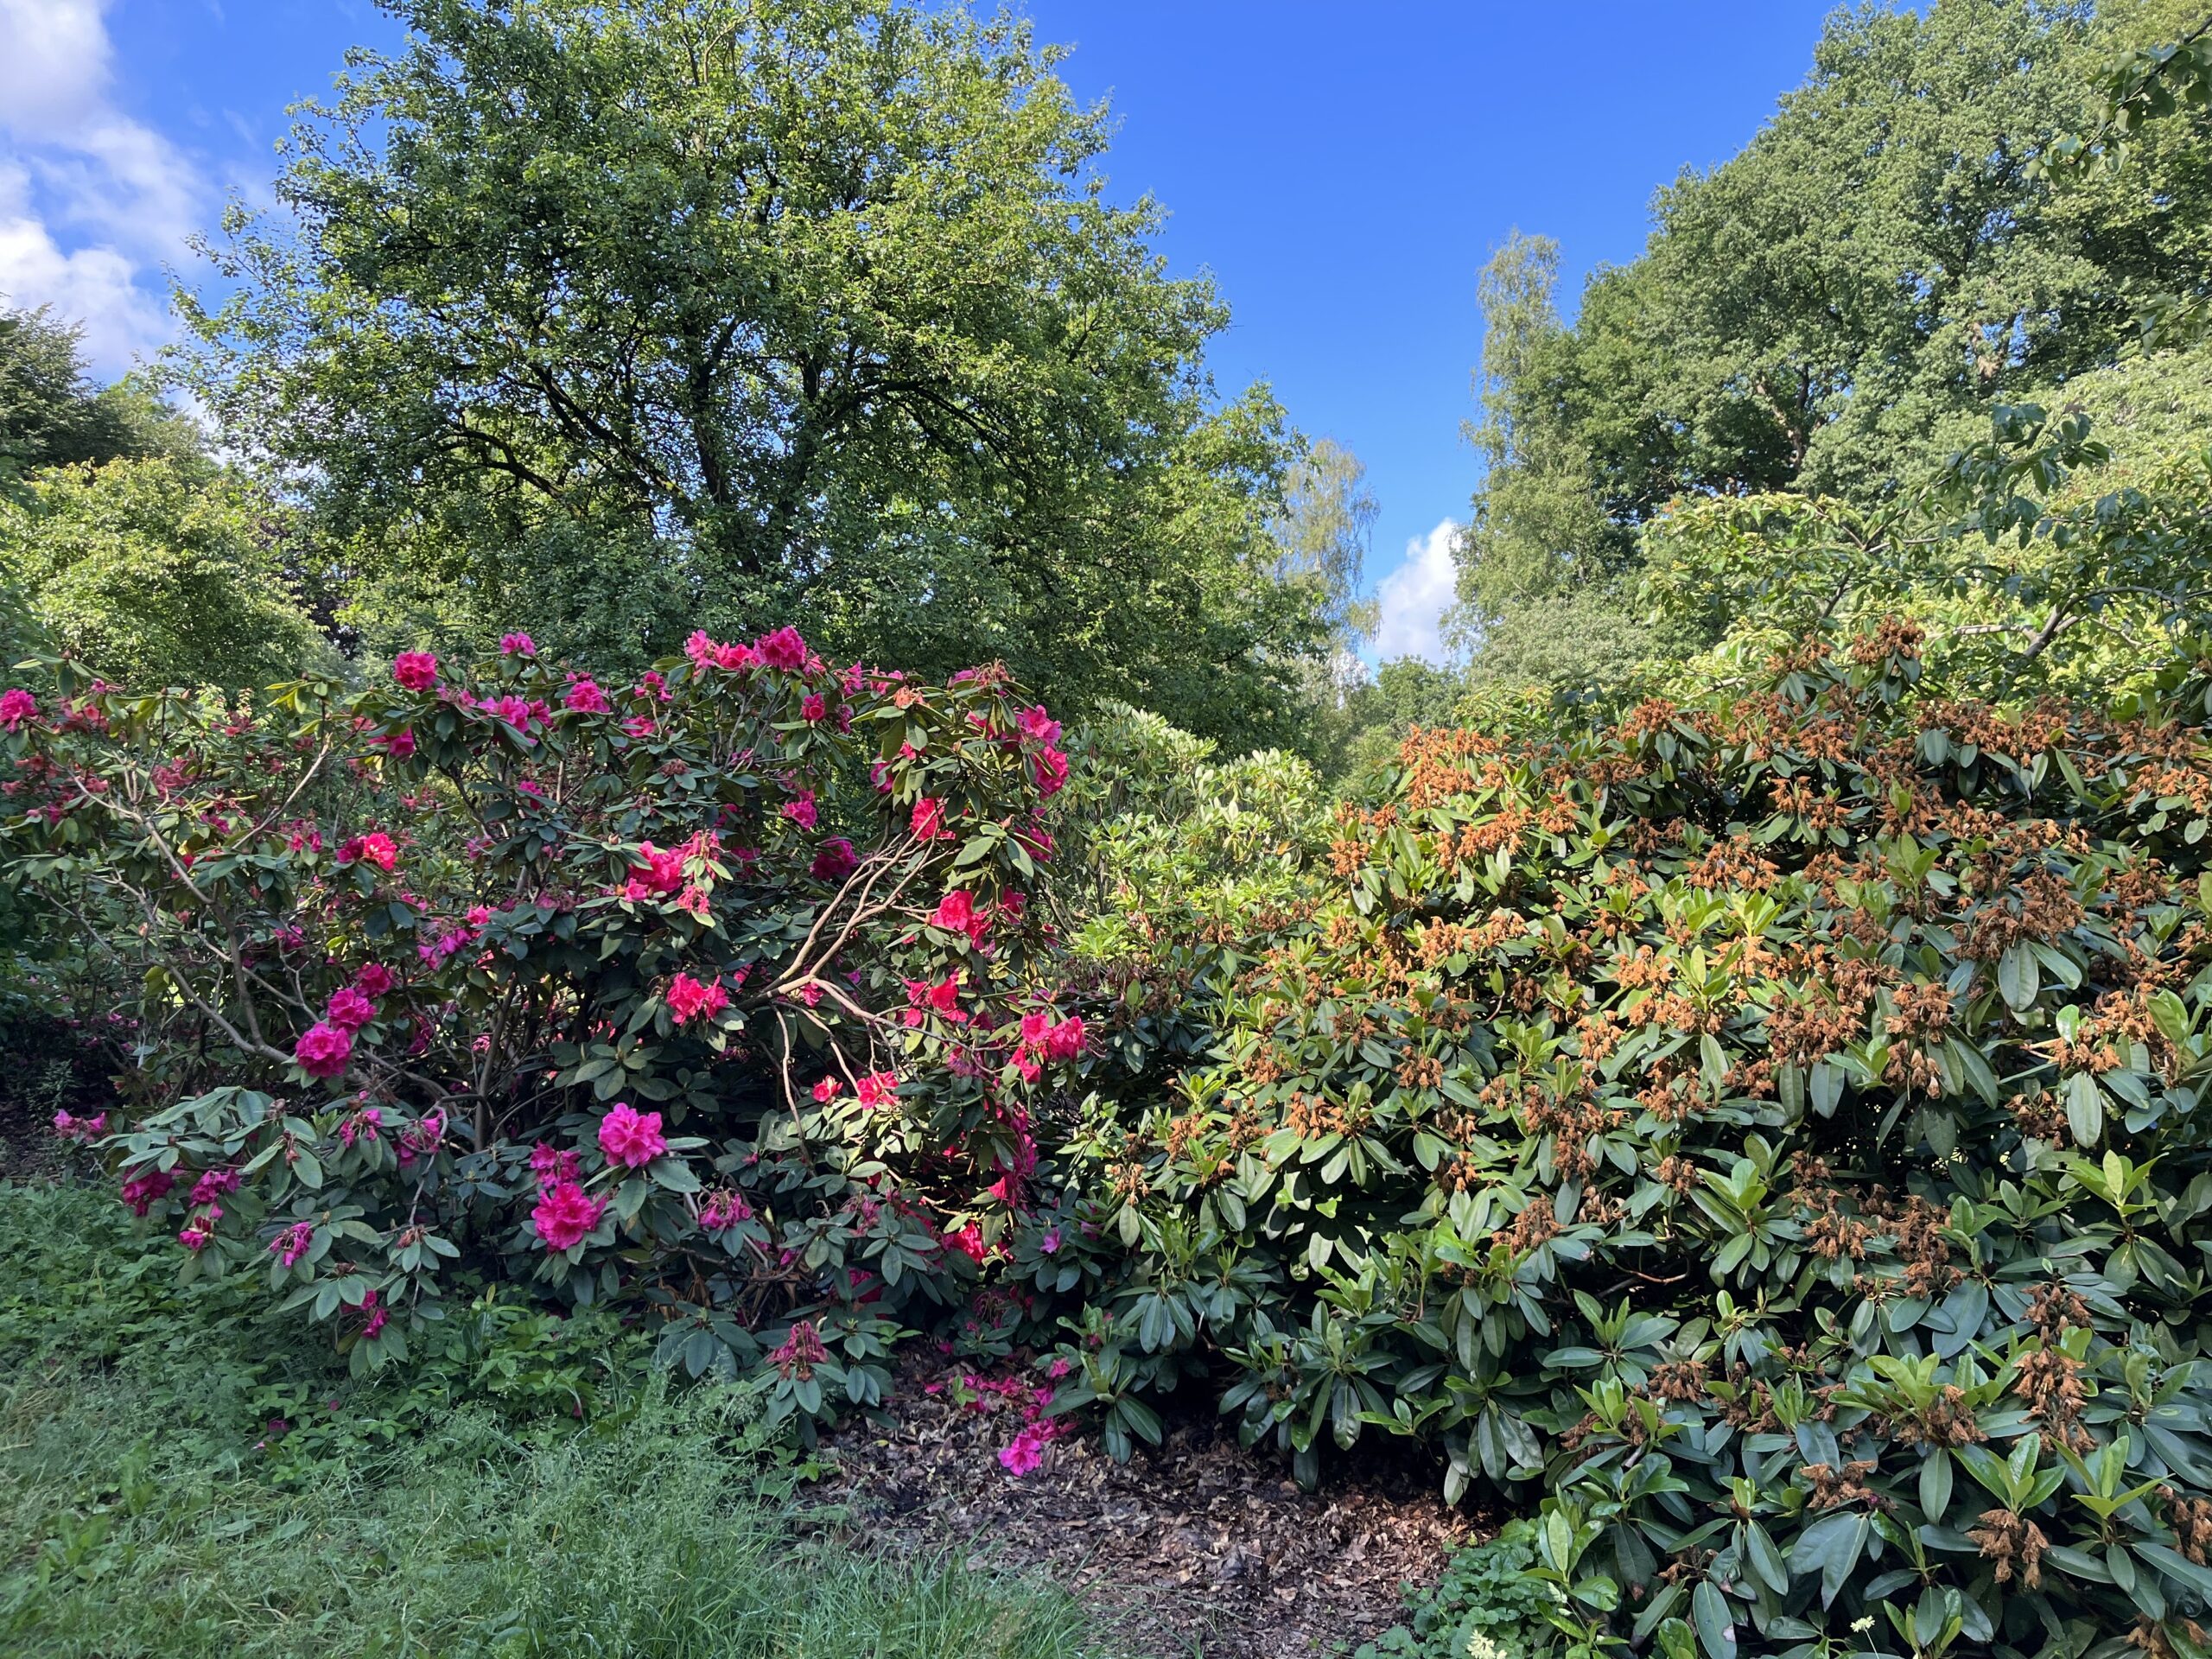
1042 630 2212 1656
0 633 1082 1402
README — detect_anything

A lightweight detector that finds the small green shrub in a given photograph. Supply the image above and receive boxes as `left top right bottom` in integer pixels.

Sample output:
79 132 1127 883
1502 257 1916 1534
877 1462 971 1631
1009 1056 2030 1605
1352 1522 1564 1659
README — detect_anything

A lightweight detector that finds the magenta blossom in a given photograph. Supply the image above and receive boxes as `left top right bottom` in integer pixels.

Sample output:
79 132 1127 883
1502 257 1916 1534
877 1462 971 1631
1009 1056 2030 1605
326 986 377 1032
120 1168 174 1215
353 962 397 997
665 972 729 1026
597 1103 667 1169
810 837 858 882
178 1205 222 1252
563 677 609 713
532 1180 606 1251
801 692 829 721
270 1220 315 1268
294 1021 353 1079
699 1192 753 1232
499 632 536 656
755 626 809 671
0 687 38 728
52 1109 107 1141
911 797 950 842
781 791 818 830
190 1166 241 1205
338 831 399 872
530 1142 582 1188
392 652 439 690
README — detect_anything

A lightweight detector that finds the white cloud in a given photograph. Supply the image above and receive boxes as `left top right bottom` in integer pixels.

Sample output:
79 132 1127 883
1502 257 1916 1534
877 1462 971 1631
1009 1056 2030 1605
1370 518 1461 664
0 0 206 376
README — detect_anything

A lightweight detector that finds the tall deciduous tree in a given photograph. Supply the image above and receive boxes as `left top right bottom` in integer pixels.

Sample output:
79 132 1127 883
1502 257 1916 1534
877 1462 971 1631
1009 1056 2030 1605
1 304 195 493
181 0 1324 745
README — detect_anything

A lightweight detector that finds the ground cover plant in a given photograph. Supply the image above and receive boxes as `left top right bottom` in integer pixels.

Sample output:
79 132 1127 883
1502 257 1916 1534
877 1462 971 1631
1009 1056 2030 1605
0 1179 1124 1659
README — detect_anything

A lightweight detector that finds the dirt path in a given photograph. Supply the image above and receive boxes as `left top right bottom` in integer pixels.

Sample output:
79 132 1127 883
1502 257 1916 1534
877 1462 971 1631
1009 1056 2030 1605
804 1357 1484 1658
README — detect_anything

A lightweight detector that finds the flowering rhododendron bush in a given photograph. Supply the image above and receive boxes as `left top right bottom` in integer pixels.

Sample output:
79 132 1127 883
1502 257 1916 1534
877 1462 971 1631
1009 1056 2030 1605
1046 627 2212 1657
0 628 1086 1421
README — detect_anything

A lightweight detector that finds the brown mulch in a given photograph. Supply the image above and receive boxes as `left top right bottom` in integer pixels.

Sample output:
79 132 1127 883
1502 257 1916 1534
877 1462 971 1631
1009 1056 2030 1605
801 1355 1488 1658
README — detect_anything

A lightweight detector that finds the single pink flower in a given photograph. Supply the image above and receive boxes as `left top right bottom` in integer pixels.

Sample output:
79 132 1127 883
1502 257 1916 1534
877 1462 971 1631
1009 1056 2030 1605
856 1071 899 1109
392 652 439 690
801 692 828 721
1045 1015 1087 1062
532 1180 606 1250
812 1075 844 1103
1032 746 1069 798
597 1102 667 1169
781 791 818 830
295 1021 353 1079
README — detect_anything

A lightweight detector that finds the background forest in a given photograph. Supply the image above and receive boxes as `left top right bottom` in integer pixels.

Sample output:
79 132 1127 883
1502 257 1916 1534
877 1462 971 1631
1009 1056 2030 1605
6 3 2212 1658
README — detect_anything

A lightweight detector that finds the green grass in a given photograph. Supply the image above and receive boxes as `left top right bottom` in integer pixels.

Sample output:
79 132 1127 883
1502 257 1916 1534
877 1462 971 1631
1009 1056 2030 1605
0 1181 1131 1659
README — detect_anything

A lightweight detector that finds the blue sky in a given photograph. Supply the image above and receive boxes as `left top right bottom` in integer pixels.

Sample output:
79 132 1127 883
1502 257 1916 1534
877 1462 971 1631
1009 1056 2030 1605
0 0 1839 662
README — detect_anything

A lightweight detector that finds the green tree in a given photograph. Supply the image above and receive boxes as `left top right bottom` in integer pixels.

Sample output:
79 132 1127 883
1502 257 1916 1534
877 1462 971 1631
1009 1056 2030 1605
1273 436 1379 646
0 458 334 691
0 303 196 493
1455 232 1621 621
1465 2 2212 543
182 0 1324 744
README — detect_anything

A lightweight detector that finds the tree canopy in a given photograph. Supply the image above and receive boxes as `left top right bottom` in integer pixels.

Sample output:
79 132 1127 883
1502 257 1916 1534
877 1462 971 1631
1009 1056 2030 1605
181 0 1326 746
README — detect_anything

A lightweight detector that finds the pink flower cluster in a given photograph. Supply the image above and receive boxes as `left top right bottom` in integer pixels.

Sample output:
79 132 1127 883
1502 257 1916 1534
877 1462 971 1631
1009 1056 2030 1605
665 972 729 1026
1018 706 1069 798
929 889 993 949
903 972 967 1027
392 652 439 690
120 1167 174 1215
178 1205 222 1252
810 837 858 882
337 830 398 872
597 1102 667 1168
295 1020 353 1079
1015 1008 1087 1077
190 1166 240 1205
532 1180 605 1250
0 687 37 729
51 1109 107 1141
270 1219 315 1268
699 1191 753 1232
530 1142 582 1187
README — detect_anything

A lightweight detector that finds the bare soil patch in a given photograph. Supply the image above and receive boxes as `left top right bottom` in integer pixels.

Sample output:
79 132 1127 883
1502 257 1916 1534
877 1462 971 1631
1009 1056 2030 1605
804 1355 1489 1658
